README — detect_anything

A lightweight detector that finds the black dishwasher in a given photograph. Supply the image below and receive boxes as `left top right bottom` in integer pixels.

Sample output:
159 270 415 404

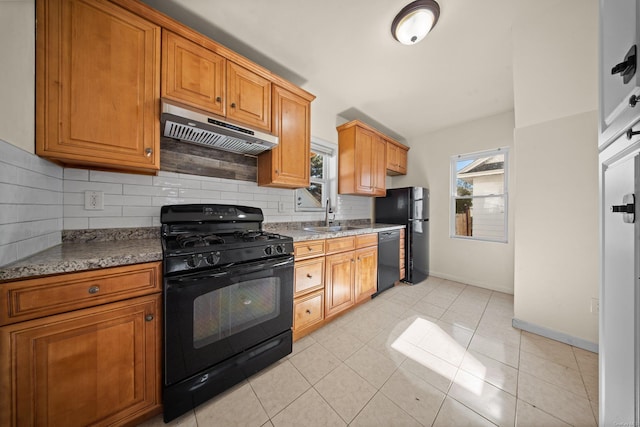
375 230 400 297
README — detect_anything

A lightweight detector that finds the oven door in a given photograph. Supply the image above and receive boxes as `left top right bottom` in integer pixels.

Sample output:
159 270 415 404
164 255 294 386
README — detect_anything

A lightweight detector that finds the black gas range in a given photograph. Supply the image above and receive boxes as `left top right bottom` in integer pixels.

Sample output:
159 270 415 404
160 204 294 422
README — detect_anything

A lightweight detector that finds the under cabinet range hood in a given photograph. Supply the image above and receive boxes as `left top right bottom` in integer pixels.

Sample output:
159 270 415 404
161 99 278 155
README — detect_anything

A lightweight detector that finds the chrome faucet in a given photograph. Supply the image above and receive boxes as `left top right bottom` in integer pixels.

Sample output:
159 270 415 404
325 198 332 226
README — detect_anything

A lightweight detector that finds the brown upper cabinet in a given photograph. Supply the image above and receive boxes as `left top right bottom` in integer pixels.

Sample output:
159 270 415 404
162 30 272 132
257 85 311 188
36 0 314 178
162 30 226 117
386 139 409 176
337 120 387 196
36 0 161 173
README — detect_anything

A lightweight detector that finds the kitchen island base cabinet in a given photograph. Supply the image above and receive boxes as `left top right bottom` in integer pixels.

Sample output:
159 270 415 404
0 294 162 427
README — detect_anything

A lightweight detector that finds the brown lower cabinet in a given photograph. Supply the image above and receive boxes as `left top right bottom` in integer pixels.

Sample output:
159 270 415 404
293 234 378 340
0 262 162 427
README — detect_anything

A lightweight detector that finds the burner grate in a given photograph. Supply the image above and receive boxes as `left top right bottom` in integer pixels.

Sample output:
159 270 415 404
176 233 225 248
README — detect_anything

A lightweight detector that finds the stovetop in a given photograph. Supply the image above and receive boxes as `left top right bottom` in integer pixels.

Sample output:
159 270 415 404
160 204 293 275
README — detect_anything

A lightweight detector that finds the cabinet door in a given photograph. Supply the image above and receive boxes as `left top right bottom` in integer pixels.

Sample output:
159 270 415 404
0 295 161 427
386 142 399 173
162 30 225 116
258 85 310 188
372 136 387 196
227 62 271 131
36 0 160 172
600 0 640 144
354 127 377 194
355 246 378 303
397 146 408 174
325 252 355 317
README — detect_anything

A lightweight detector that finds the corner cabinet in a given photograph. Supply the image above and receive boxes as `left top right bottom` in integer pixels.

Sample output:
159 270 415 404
258 85 312 188
36 0 161 173
337 120 387 196
0 262 162 427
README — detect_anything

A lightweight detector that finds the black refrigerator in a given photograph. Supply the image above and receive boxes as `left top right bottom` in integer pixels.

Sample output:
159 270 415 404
375 187 429 284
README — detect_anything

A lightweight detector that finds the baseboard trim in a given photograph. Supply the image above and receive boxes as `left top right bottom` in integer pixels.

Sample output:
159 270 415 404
512 317 599 353
429 271 514 295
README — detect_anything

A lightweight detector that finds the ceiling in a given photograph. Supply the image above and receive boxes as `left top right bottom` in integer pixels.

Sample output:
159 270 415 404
141 0 516 143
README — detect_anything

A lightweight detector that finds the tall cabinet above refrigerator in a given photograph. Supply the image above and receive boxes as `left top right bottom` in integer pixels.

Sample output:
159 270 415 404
375 187 429 284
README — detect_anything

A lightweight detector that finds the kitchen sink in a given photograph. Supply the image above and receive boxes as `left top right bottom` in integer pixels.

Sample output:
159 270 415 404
303 225 363 232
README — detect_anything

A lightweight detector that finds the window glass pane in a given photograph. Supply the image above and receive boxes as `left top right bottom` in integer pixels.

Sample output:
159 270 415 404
456 154 505 196
454 196 505 240
296 183 323 209
310 152 323 179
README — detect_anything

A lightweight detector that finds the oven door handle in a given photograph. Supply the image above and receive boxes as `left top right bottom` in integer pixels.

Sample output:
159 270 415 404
170 256 294 284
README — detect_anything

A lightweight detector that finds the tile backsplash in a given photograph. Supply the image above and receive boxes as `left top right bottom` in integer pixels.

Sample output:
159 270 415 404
0 138 372 266
62 168 372 228
0 139 63 266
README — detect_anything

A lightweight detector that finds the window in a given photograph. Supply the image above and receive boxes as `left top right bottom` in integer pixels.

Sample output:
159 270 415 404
450 147 508 242
295 139 335 211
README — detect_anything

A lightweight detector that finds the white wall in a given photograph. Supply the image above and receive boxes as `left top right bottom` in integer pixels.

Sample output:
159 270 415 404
394 111 516 294
0 0 35 153
512 0 599 347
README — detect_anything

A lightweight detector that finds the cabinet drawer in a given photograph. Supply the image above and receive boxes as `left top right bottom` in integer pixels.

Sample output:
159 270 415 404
294 240 325 260
293 290 324 331
325 236 356 254
294 258 325 296
0 262 161 326
356 233 378 248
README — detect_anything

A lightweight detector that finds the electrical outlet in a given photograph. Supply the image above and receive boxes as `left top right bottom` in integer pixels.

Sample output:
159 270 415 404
278 201 287 213
84 190 104 210
590 298 599 315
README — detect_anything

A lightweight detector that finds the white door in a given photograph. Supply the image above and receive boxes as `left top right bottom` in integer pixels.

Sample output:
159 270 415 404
600 0 640 145
601 148 639 425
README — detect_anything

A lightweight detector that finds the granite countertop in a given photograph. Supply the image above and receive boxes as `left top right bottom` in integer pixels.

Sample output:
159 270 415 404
276 223 405 242
0 224 404 282
0 238 163 282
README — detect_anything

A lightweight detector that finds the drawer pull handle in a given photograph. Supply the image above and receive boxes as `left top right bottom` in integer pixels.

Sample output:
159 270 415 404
145 314 154 322
88 286 100 294
306 309 311 314
306 273 312 278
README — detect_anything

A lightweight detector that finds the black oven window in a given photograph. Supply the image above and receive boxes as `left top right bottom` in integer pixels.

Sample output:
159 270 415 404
193 277 281 349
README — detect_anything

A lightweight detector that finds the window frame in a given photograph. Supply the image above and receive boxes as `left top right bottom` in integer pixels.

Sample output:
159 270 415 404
295 138 335 212
450 147 509 243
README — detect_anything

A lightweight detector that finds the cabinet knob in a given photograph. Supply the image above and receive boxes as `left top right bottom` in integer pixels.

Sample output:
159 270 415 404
145 148 153 157
275 169 279 175
306 273 312 278
231 102 236 108
306 309 311 314
630 94 639 107
145 314 154 322
307 246 313 251
88 285 100 294
216 96 221 103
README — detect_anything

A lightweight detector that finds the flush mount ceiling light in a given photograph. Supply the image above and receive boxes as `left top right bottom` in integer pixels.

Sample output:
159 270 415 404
391 0 440 45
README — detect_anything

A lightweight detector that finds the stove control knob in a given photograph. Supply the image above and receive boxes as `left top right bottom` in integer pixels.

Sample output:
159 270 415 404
206 252 220 265
264 246 273 256
186 254 202 269
275 245 284 254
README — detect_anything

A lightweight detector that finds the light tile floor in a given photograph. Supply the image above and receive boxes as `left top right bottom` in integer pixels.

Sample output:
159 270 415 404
140 277 599 427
